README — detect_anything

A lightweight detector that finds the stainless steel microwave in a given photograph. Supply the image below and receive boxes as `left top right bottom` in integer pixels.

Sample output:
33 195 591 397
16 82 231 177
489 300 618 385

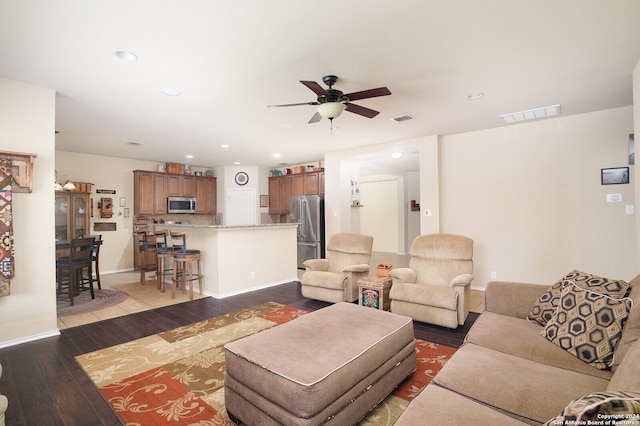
167 197 197 214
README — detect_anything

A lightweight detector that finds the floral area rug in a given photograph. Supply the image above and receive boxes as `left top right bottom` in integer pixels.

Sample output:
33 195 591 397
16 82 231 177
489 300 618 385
76 302 457 425
57 288 128 317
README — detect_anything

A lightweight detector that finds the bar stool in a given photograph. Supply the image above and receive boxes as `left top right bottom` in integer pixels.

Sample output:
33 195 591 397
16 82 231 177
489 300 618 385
170 231 203 300
154 230 174 292
135 230 157 285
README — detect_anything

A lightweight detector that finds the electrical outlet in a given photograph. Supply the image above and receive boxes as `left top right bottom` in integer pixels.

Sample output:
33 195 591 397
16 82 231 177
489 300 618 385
250 271 255 279
424 209 432 216
626 205 635 215
490 271 497 279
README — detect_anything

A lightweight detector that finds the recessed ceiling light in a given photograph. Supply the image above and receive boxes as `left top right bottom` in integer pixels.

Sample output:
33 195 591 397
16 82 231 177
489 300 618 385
161 88 181 96
273 153 281 158
281 123 295 129
185 154 194 159
467 93 484 100
234 161 240 165
391 152 403 159
499 104 560 124
115 50 138 61
221 144 229 148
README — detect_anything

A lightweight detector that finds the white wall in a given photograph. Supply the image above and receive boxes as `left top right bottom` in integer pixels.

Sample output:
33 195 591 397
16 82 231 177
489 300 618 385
440 106 636 287
56 152 162 272
0 78 58 347
325 107 636 290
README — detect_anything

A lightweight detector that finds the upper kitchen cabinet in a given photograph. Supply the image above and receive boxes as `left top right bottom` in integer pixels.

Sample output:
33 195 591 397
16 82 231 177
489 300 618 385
167 174 196 197
268 171 324 215
195 176 217 214
55 191 90 241
134 170 167 215
134 170 216 216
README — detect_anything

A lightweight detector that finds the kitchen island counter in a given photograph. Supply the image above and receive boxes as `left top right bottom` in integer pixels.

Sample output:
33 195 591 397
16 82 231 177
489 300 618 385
153 223 298 298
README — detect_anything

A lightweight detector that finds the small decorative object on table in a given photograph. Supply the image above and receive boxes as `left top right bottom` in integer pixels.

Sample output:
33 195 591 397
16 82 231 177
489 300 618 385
358 276 392 311
377 262 393 277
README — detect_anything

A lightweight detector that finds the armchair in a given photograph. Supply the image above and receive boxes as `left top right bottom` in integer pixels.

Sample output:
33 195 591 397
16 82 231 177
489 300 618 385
389 233 473 329
300 233 374 303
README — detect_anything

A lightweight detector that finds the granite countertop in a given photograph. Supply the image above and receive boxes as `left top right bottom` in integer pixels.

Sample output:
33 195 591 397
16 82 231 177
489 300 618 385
154 222 297 229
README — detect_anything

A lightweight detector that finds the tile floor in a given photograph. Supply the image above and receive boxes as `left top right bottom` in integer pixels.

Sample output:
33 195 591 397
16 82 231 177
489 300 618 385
57 252 485 329
56 271 207 329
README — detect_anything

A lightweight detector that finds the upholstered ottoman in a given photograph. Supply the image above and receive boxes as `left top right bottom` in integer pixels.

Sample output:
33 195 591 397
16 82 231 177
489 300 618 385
224 302 416 425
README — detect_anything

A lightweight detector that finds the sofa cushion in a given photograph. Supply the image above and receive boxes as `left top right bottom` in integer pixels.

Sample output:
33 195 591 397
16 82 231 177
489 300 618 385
432 343 610 424
611 275 640 372
465 312 611 379
544 391 640 426
541 282 632 370
389 282 458 310
394 384 529 426
608 338 640 391
528 270 629 326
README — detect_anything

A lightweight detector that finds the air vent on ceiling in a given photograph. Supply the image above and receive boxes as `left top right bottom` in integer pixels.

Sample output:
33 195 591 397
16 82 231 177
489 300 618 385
126 141 142 146
499 104 560 124
391 114 415 123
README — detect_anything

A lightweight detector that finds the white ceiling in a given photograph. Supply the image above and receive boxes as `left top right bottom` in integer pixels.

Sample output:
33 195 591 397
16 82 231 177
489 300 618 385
1 1 639 171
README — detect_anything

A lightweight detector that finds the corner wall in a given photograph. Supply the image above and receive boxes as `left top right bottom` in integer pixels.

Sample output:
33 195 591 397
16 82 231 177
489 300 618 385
0 78 57 347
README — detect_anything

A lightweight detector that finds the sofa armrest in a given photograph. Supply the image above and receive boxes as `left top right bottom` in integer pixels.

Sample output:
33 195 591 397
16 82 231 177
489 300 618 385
303 258 329 271
450 273 473 287
343 263 371 273
485 280 551 319
390 267 416 284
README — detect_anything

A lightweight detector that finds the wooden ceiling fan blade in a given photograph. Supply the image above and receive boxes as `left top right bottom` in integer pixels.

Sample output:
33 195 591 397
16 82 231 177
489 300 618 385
344 87 391 101
267 102 319 108
308 111 322 124
300 80 330 97
345 103 380 118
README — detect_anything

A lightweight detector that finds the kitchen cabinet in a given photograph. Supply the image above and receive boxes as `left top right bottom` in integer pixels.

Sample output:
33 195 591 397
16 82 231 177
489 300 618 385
167 174 196 197
55 192 90 241
268 171 324 215
268 175 292 215
134 170 216 216
134 170 167 215
195 176 217 214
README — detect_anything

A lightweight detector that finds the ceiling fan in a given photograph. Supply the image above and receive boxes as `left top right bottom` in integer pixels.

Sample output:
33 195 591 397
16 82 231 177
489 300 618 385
268 75 392 124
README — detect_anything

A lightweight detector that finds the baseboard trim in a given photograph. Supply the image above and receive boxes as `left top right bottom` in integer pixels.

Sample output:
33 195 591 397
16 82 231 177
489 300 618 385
0 329 61 349
211 278 299 299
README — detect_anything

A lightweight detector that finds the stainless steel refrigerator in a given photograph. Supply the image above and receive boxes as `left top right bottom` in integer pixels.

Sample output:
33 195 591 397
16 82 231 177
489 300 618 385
290 195 325 269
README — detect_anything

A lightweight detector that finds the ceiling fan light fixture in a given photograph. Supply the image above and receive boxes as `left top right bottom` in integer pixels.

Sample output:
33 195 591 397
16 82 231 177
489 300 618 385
317 102 345 119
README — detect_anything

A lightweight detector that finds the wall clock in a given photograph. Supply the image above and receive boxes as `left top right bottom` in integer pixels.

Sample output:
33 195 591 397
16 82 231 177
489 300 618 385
235 171 249 186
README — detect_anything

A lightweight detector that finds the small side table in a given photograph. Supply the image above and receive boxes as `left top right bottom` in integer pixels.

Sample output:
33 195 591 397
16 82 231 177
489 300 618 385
358 276 393 311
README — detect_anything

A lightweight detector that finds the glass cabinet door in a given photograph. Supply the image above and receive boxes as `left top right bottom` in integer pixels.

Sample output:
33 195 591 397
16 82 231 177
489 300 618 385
55 194 70 241
72 195 88 238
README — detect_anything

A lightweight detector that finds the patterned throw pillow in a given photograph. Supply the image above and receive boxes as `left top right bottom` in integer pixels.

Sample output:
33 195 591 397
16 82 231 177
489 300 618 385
544 391 640 425
528 270 629 326
541 281 632 369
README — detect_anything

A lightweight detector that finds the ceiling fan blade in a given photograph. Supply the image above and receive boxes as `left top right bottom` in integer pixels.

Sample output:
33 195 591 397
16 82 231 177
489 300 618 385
300 80 330 97
267 102 319 108
344 87 391 102
308 111 322 124
345 103 380 119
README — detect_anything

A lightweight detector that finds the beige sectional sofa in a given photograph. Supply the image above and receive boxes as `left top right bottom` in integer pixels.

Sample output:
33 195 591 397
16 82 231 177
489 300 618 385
395 273 640 425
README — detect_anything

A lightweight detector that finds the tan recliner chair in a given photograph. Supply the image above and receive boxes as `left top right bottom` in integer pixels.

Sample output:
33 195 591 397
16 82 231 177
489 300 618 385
300 233 374 303
390 233 473 329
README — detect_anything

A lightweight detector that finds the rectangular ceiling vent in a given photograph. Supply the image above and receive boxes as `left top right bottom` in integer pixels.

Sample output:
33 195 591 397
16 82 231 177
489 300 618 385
499 104 560 124
391 114 415 123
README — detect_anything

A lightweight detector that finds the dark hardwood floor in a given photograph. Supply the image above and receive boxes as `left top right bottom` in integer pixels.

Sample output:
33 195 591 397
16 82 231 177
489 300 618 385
0 281 479 426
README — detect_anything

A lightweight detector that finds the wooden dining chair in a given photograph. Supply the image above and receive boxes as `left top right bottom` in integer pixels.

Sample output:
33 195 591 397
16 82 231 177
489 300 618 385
55 236 95 306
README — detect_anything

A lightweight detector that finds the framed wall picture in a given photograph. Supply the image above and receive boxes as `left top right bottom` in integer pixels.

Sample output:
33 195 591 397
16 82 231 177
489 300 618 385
601 167 629 185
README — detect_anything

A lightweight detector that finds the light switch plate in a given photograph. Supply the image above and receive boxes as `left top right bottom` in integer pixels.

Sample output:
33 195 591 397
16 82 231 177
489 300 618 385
626 205 635 215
